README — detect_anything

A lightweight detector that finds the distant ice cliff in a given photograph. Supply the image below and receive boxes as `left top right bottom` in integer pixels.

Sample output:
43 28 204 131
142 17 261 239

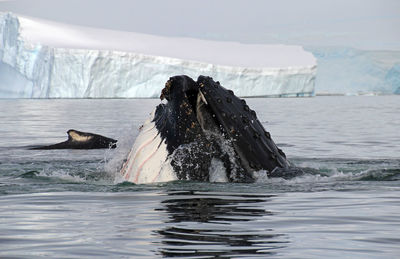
307 47 400 95
0 12 316 98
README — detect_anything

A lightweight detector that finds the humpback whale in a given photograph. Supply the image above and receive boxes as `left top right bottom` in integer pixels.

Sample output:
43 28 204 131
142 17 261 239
31 129 117 150
120 75 301 184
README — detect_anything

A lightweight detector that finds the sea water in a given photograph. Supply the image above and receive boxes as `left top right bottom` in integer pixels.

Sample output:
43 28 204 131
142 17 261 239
0 96 399 258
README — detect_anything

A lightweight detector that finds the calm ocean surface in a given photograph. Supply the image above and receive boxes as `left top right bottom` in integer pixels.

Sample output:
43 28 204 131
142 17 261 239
0 96 399 258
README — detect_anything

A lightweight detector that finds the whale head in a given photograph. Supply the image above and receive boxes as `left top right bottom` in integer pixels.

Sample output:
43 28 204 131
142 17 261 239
121 75 292 184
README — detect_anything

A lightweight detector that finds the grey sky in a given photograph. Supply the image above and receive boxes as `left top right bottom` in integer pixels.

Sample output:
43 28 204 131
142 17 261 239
1 0 399 50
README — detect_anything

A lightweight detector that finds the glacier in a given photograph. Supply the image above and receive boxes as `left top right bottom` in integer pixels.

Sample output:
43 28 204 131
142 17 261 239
306 47 400 95
0 12 316 98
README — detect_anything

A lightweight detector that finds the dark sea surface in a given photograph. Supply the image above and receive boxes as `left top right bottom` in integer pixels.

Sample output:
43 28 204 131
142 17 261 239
0 96 399 258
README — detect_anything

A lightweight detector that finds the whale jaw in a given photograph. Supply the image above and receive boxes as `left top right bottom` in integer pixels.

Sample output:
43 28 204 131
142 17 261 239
120 117 177 184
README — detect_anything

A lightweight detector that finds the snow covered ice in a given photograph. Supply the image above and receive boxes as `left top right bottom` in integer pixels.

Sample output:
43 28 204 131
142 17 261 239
0 12 316 98
307 47 400 95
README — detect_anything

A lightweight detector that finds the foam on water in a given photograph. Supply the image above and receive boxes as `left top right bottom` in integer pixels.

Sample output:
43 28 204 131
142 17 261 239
208 158 228 183
103 124 138 184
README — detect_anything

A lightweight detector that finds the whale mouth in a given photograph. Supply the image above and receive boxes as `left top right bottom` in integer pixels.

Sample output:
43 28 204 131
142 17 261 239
160 75 234 141
156 75 291 182
195 89 222 134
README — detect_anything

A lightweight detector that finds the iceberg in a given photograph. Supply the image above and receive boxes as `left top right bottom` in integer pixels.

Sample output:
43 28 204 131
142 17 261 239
307 47 400 95
385 63 400 94
0 12 316 98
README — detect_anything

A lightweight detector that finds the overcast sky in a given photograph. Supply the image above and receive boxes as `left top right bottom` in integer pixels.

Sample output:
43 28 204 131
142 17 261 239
1 0 399 50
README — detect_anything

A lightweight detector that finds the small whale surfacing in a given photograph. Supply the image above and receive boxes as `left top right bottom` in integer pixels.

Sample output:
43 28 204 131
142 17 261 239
121 75 301 184
32 129 117 150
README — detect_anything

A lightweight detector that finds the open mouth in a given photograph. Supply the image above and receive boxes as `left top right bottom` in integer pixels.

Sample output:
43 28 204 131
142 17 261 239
157 75 291 180
195 89 223 134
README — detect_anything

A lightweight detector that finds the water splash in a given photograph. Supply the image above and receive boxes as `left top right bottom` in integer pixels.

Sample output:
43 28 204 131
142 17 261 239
103 124 138 184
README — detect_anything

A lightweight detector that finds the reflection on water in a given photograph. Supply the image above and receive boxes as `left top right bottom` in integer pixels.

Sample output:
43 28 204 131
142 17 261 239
156 190 288 258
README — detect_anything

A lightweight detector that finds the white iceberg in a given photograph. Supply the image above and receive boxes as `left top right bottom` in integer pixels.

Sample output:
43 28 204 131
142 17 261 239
0 12 317 98
307 47 400 95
